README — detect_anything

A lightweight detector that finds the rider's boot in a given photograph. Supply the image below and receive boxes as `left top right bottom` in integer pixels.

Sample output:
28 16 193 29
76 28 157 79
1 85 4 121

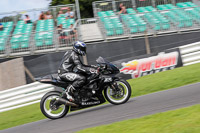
65 85 75 102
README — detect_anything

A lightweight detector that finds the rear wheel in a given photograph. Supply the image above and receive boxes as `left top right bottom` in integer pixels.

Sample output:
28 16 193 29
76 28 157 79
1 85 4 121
104 79 131 105
40 91 69 119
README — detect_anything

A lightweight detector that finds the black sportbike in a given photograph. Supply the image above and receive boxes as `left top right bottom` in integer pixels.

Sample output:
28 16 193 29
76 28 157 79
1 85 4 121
37 57 131 119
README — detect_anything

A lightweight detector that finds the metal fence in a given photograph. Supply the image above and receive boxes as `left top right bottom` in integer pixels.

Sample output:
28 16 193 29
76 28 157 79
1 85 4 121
0 29 78 57
0 4 78 58
93 1 114 17
93 1 200 40
93 0 195 15
179 41 200 66
98 15 130 40
0 82 54 113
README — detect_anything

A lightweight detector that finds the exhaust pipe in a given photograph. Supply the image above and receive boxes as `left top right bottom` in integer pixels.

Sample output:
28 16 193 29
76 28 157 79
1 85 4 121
56 97 78 107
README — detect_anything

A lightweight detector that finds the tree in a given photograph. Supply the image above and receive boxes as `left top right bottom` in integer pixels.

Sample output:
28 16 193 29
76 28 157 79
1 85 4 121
50 0 99 18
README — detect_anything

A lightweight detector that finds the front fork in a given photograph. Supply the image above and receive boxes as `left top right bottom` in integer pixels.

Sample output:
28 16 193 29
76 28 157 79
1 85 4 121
109 81 120 96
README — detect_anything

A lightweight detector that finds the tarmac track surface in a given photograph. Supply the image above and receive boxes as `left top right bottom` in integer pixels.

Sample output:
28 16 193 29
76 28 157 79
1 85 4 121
1 82 200 133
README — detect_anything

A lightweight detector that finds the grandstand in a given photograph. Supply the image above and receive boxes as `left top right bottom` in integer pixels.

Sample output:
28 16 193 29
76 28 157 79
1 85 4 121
0 4 76 57
0 1 200 58
93 0 200 38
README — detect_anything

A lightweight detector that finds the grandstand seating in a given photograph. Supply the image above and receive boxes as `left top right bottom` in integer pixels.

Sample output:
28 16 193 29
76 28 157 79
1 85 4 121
57 17 75 38
10 21 33 49
157 4 194 28
137 6 170 31
98 10 124 36
0 22 13 51
121 8 146 33
57 17 75 28
35 19 54 47
175 2 200 24
96 2 200 36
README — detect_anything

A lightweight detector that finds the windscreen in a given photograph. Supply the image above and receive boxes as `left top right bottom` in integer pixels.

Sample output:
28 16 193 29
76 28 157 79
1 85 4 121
96 56 107 64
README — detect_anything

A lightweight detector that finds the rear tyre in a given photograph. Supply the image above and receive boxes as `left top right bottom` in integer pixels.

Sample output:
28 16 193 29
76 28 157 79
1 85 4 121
104 79 131 105
40 91 69 119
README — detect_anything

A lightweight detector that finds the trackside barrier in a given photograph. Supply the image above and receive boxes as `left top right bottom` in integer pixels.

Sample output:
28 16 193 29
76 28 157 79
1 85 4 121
0 41 200 112
0 82 54 113
179 42 200 66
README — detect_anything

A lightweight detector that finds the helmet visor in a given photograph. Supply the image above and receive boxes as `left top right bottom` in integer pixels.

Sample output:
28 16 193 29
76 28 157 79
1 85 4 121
80 46 86 53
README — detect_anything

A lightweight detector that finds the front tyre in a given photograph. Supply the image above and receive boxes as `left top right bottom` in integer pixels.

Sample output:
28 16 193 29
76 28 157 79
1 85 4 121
40 91 69 119
104 79 131 105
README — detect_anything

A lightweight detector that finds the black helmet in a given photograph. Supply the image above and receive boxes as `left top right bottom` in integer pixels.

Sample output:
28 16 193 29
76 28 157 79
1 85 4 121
73 41 86 56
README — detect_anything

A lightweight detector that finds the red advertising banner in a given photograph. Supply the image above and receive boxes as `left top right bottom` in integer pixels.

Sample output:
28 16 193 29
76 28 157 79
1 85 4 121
112 48 183 79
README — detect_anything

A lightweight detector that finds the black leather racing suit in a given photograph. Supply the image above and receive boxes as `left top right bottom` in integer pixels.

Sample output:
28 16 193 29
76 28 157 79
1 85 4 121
58 50 95 89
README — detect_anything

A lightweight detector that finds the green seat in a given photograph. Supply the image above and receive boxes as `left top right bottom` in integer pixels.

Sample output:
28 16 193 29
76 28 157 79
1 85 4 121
0 45 5 51
36 41 43 47
45 38 53 45
98 12 107 17
106 29 114 36
137 7 147 12
106 11 115 16
145 6 156 11
20 38 29 48
130 27 138 33
11 38 20 49
35 35 44 47
0 39 6 51
185 19 193 27
157 5 168 10
176 3 188 8
67 19 75 25
59 14 65 17
127 8 136 14
185 2 197 7
115 27 124 35
138 23 146 32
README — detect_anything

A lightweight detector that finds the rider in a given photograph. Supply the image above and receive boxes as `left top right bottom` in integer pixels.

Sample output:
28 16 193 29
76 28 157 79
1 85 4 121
58 41 98 102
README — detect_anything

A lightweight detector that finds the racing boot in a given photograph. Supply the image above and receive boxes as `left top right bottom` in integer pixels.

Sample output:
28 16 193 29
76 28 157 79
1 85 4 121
65 85 75 102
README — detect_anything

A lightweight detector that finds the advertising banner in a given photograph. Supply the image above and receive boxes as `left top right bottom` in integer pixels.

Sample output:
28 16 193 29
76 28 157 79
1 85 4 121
112 48 183 79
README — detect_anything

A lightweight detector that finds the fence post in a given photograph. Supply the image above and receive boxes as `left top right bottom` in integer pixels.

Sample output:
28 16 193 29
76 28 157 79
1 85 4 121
77 20 82 41
131 0 136 10
172 0 176 5
145 31 151 54
92 2 97 17
75 0 81 19
54 29 59 52
13 11 18 24
152 0 156 7
5 35 11 57
52 8 57 20
112 0 117 12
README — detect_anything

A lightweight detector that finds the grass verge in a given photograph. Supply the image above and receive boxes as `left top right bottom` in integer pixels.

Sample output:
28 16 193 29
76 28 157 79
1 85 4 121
0 63 200 130
128 63 200 97
76 104 200 133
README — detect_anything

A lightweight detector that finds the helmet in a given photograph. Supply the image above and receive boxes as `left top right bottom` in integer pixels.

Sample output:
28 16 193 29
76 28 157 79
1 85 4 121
73 41 86 56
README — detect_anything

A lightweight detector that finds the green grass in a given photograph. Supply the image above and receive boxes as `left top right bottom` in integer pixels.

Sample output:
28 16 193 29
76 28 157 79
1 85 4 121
0 103 45 130
0 63 200 130
77 104 200 133
128 63 200 97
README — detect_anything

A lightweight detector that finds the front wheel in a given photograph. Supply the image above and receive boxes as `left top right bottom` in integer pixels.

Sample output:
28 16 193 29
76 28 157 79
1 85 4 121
40 91 69 119
104 79 131 105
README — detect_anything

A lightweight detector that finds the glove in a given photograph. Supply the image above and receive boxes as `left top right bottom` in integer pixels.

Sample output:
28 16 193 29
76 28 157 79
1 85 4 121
89 68 99 74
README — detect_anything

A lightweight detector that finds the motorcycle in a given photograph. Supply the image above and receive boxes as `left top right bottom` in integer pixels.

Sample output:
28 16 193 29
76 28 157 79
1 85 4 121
37 57 131 119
